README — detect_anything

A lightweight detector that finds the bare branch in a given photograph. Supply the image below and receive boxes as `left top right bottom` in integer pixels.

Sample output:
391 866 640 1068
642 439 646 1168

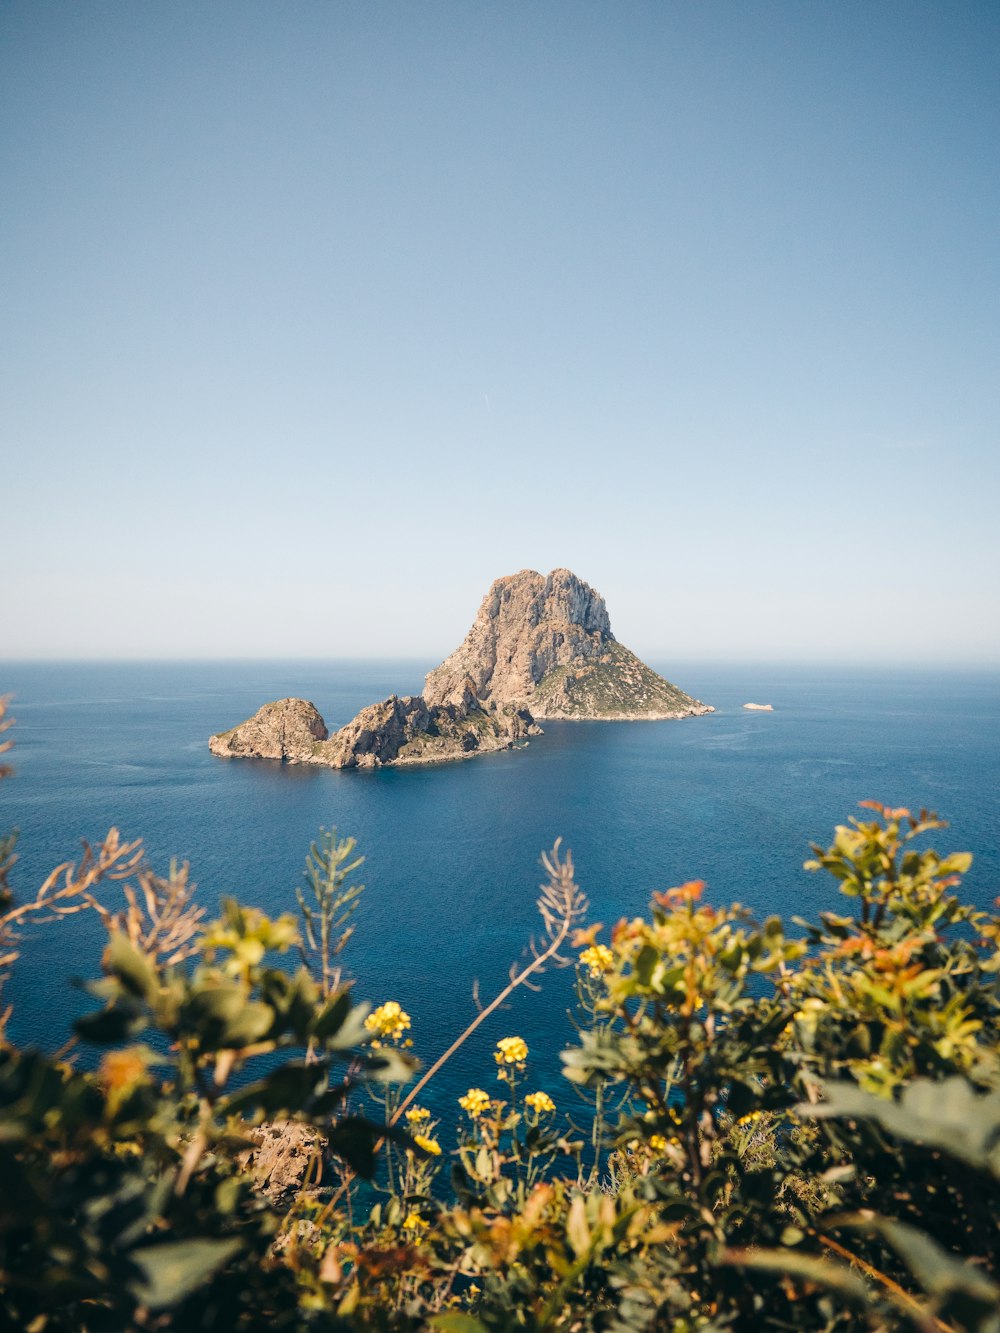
91 862 205 965
389 841 588 1128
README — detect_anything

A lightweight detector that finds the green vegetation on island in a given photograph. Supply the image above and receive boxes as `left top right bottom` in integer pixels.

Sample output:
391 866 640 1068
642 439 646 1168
531 640 705 719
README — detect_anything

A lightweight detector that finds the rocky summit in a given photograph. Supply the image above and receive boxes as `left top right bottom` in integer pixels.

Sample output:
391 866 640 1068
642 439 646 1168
209 568 711 770
425 568 711 721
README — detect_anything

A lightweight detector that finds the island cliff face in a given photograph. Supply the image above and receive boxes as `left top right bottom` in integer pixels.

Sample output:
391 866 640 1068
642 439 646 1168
209 688 539 770
209 698 328 762
425 568 710 721
209 568 711 770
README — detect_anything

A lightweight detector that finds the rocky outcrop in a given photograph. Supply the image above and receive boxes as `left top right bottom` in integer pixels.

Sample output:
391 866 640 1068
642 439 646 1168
237 1121 324 1202
209 567 711 771
424 568 711 721
209 686 539 771
209 698 328 762
312 688 539 769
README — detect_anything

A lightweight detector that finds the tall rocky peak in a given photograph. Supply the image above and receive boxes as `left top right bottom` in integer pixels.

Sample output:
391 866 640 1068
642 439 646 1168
424 568 614 710
209 566 711 771
423 567 708 722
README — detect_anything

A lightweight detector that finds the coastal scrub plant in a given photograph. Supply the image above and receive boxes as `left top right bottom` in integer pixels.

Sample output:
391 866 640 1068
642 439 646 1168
451 1039 583 1208
556 803 1000 1330
296 828 365 1000
0 711 418 1329
362 999 417 1197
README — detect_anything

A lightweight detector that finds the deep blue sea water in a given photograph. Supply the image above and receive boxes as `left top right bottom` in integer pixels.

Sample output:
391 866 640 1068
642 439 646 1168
2 660 998 1133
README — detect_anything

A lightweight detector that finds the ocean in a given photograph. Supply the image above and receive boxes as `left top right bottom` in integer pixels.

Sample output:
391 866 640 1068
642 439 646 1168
2 660 998 1128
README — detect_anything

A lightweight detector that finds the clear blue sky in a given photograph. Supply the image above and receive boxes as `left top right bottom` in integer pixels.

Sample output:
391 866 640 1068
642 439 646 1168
3 1 998 663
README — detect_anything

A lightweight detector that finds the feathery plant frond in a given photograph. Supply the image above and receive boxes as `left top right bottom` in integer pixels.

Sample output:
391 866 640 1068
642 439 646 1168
514 838 589 985
297 828 365 998
87 860 205 966
0 825 144 1018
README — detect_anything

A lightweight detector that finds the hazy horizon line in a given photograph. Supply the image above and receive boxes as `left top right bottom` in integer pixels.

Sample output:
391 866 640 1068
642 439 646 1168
3 655 998 672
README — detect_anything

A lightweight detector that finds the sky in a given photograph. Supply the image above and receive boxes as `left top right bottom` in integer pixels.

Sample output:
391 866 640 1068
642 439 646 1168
2 1 998 664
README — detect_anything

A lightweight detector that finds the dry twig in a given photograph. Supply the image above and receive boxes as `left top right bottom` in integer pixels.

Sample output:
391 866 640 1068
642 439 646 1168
390 840 587 1127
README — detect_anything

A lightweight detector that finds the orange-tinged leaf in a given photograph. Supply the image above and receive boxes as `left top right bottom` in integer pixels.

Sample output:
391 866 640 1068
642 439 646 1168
571 923 604 948
654 880 705 910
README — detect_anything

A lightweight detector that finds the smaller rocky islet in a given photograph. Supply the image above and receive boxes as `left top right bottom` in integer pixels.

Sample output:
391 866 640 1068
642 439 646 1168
208 568 713 770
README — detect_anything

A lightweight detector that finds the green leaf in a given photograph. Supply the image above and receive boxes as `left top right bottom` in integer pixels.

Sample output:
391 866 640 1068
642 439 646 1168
805 1076 1000 1175
325 1001 371 1051
860 1217 1000 1304
429 1316 488 1332
225 1063 327 1116
726 1079 757 1121
131 1237 242 1309
365 1046 418 1084
74 1002 143 1044
219 1001 275 1049
325 1116 385 1180
104 932 156 1000
474 1147 491 1181
285 968 321 1032
181 986 274 1049
312 988 353 1041
634 944 659 988
182 983 245 1033
722 1246 870 1305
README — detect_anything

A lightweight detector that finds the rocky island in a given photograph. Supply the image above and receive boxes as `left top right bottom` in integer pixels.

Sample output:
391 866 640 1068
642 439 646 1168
209 568 712 770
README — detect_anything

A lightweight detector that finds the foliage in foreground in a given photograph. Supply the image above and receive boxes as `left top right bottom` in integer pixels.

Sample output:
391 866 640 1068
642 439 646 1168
1 697 999 1331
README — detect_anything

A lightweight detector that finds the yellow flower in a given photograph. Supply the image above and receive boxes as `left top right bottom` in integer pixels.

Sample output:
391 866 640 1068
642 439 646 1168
413 1134 442 1156
459 1087 491 1118
579 943 614 977
405 1106 430 1125
364 1000 411 1042
525 1090 556 1114
737 1110 765 1127
402 1211 428 1230
494 1036 528 1065
648 1133 681 1152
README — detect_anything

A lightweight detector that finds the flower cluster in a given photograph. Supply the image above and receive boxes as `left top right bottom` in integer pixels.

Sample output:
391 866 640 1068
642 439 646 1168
405 1106 430 1126
412 1133 441 1156
459 1087 491 1119
579 943 613 977
524 1090 555 1114
364 1000 411 1042
494 1036 528 1065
